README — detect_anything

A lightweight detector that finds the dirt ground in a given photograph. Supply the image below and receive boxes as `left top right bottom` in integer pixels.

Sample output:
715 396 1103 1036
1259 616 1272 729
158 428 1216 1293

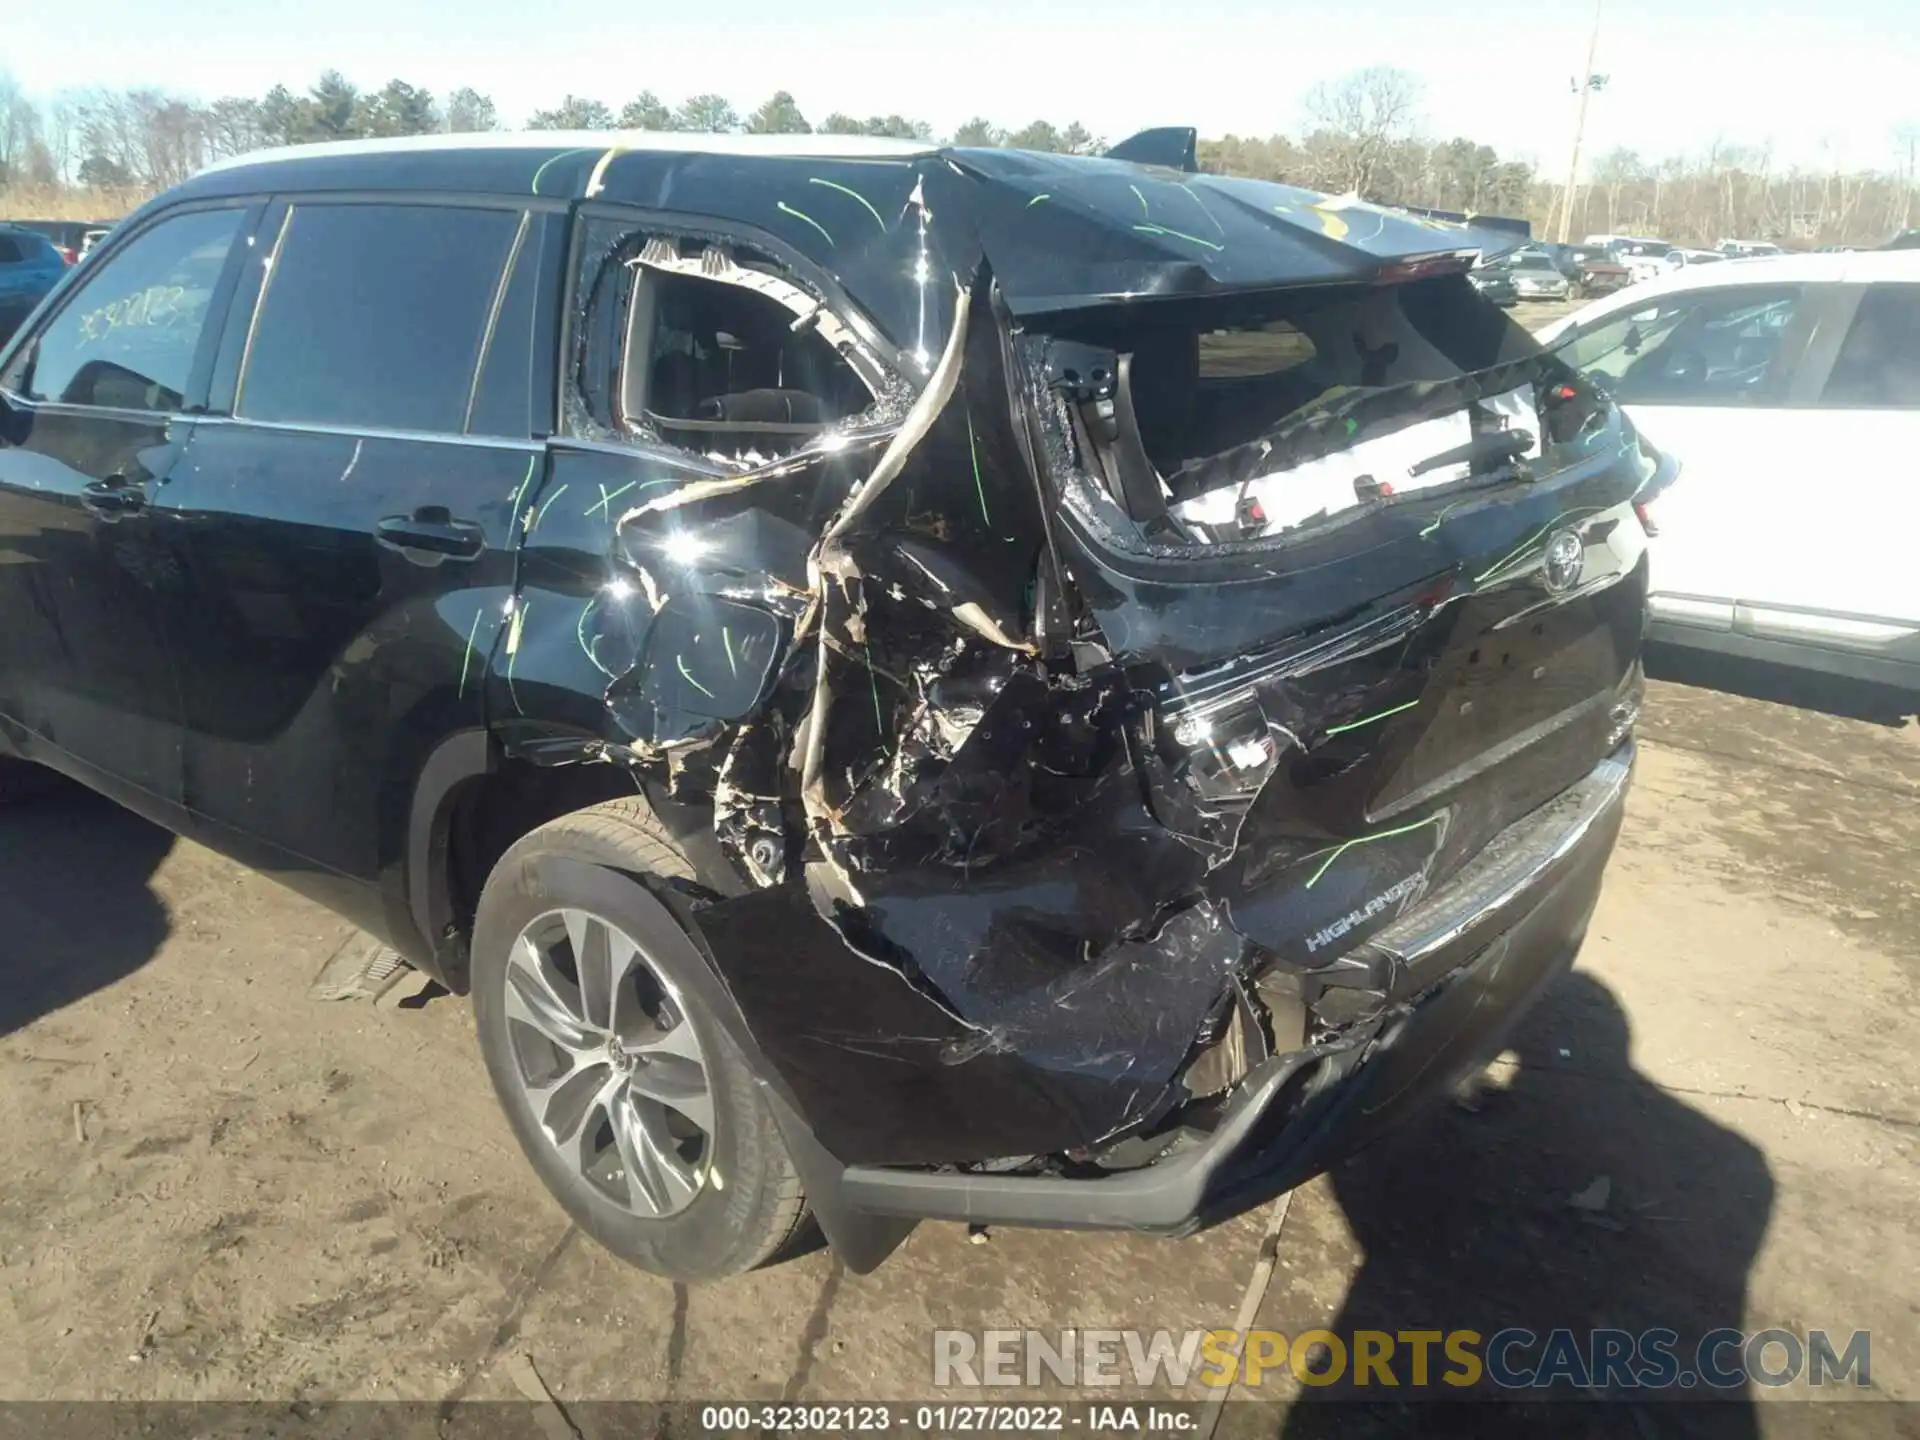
1 657 1915 1429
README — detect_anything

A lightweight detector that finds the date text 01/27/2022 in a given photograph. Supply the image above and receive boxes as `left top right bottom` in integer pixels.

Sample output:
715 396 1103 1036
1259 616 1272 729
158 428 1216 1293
697 1404 1196 1432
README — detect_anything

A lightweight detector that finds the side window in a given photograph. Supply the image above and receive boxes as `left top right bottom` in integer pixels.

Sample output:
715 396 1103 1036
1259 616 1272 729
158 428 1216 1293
1556 286 1803 405
1820 284 1920 409
237 203 521 434
616 237 876 461
12 207 243 412
467 212 561 439
0 236 24 264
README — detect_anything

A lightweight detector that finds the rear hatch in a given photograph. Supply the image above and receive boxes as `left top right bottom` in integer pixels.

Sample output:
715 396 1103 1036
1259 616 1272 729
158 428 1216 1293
1022 269 1653 967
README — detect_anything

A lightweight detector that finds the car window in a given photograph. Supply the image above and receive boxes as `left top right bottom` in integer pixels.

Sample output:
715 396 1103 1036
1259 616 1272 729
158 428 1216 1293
1820 284 1920 409
14 207 243 412
616 238 875 461
1554 286 1803 405
237 203 521 434
0 236 24 265
1197 319 1317 380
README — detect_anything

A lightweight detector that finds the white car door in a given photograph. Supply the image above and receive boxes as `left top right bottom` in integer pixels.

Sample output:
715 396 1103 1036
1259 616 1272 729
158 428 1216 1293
1740 279 1920 654
1550 281 1815 631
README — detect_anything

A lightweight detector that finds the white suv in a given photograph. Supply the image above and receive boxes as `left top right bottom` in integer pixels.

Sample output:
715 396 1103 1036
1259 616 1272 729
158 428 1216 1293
1537 250 1920 695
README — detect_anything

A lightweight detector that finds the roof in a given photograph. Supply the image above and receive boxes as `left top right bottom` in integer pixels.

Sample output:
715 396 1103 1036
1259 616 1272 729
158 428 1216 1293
1600 249 1920 303
194 129 936 180
151 132 1533 350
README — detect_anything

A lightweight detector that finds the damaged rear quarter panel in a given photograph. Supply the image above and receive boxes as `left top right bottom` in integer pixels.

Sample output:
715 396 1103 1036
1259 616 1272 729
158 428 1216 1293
488 167 1648 1173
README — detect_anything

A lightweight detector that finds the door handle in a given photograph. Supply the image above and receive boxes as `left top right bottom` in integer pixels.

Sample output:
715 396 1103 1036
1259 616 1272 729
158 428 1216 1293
375 507 487 565
81 473 146 518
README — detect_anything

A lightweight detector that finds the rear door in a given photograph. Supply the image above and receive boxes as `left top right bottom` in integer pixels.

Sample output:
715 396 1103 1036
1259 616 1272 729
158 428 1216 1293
1553 281 1815 631
156 197 562 929
0 203 250 814
1744 279 1920 653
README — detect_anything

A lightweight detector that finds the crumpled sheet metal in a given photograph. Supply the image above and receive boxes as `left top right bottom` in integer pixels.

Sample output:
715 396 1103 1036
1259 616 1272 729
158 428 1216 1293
503 236 1647 1168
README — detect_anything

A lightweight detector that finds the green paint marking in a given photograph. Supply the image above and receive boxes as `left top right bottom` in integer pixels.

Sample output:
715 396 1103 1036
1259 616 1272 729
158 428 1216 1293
456 605 485 700
722 625 738 677
1324 698 1419 738
1343 417 1359 436
1473 507 1603 584
586 480 638 518
676 654 716 699
1129 183 1149 217
777 201 835 248
530 483 569 533
1180 183 1226 237
1304 812 1446 889
1027 193 1050 207
1133 223 1224 252
809 177 887 233
1420 500 1467 539
964 404 991 528
506 600 529 715
530 147 597 197
864 642 886 742
507 454 538 521
577 601 615 678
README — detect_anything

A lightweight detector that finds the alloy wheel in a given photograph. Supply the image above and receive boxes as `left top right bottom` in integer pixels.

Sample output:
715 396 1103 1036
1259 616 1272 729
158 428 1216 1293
501 908 713 1218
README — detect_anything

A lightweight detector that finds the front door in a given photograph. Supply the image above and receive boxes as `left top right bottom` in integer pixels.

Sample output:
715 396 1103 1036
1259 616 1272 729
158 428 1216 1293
0 204 250 817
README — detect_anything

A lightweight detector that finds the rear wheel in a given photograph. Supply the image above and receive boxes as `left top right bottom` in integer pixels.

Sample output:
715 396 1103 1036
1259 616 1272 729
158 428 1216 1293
470 799 809 1281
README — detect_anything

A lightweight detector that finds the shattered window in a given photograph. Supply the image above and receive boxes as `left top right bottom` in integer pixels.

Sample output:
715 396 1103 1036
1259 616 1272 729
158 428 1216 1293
617 239 875 463
1821 284 1920 408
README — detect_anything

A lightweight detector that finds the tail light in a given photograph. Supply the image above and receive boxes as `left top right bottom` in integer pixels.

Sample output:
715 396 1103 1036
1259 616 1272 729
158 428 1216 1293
1633 497 1659 536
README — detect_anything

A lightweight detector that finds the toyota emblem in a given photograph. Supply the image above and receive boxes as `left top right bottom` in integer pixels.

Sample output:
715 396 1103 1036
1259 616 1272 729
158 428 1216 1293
1542 530 1584 594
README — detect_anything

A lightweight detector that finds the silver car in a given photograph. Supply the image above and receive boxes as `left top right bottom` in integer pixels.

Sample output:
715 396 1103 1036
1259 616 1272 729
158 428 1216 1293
1506 251 1573 301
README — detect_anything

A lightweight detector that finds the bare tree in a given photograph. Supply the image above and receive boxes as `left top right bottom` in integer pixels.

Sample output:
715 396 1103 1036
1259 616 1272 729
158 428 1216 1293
1302 66 1422 197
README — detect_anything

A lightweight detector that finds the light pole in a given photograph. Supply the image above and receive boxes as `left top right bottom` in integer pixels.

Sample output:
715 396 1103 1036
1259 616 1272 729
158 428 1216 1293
1556 0 1609 244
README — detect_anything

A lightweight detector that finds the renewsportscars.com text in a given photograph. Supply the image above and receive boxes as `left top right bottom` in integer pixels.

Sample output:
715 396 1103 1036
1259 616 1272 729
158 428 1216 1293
933 1327 1871 1391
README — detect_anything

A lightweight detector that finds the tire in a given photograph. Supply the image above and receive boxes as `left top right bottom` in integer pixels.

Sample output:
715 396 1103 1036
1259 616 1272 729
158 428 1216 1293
0 758 61 806
471 798 809 1281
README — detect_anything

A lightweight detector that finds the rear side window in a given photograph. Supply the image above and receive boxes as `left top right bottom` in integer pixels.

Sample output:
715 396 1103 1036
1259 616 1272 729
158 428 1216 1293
1197 320 1316 380
237 203 521 434
0 236 24 264
1556 286 1803 405
612 237 876 461
15 207 243 412
1821 284 1920 408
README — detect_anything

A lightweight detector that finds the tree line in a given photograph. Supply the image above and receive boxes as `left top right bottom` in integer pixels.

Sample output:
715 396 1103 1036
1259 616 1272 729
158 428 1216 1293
1 64 1913 247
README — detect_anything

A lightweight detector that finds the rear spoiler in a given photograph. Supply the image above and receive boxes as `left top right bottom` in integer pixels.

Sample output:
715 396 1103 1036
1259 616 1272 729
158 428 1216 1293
1103 127 1198 172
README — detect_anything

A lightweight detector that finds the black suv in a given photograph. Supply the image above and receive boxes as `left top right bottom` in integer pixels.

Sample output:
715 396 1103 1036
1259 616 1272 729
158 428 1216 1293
0 131 1661 1281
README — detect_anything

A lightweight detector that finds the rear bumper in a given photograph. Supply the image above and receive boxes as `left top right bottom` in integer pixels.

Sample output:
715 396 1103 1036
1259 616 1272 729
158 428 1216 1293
829 744 1633 1235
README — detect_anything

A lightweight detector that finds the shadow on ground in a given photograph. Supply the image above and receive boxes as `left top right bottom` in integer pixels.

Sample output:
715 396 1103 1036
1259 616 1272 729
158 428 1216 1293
0 781 173 1037
1263 971 1774 1439
1646 643 1917 727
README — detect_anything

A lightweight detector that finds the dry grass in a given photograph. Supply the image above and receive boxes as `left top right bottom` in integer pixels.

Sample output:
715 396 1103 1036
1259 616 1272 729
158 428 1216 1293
0 186 141 223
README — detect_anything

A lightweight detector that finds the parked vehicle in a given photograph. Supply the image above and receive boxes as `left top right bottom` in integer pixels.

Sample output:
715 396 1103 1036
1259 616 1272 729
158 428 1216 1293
1537 250 1920 694
1663 248 1726 269
1504 250 1573 300
1468 263 1519 306
0 225 69 347
0 132 1656 1282
1718 239 1784 258
4 219 116 267
1565 245 1632 297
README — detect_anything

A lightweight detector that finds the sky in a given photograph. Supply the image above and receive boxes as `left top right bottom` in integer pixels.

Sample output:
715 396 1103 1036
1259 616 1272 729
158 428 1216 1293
5 0 1917 175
